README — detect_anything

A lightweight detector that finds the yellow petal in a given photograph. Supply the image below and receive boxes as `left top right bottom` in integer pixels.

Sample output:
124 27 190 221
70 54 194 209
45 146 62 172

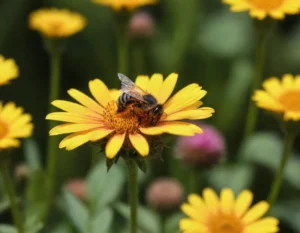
147 73 163 99
59 132 90 150
242 201 269 224
135 75 149 91
9 125 33 138
89 79 111 108
140 121 202 136
46 112 100 123
282 74 294 89
129 133 149 156
163 107 214 121
105 133 126 159
88 128 114 141
179 218 207 232
157 73 178 104
181 204 206 223
0 138 20 148
110 89 121 101
234 190 253 217
246 217 279 232
49 123 102 135
180 101 203 111
51 100 101 117
262 78 283 98
188 194 206 209
68 89 103 114
220 188 234 214
202 188 219 214
10 114 32 130
252 91 284 112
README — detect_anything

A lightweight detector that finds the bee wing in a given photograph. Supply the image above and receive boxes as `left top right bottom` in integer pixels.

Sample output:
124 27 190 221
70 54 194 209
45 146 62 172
118 73 148 103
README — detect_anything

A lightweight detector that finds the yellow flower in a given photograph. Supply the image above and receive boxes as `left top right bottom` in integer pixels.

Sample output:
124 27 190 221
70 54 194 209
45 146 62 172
0 55 19 86
223 0 300 20
29 8 87 38
180 188 279 233
46 73 214 159
253 74 300 121
92 0 157 11
0 102 33 149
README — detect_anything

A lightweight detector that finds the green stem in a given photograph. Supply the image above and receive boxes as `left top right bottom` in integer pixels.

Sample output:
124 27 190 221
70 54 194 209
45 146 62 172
0 163 24 233
126 158 138 233
244 31 268 138
46 46 62 211
267 133 295 207
160 214 166 233
132 44 145 76
117 22 129 75
188 168 198 193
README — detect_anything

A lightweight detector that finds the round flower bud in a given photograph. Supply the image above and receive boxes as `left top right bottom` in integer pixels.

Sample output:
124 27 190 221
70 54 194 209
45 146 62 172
14 164 29 181
146 178 184 212
175 124 225 168
128 11 155 39
65 179 86 201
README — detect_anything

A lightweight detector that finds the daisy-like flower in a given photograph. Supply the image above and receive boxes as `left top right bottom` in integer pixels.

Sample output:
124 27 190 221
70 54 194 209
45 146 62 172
0 102 33 149
46 73 214 159
0 55 19 86
253 74 300 121
29 8 87 38
223 0 300 20
92 0 158 11
180 188 279 233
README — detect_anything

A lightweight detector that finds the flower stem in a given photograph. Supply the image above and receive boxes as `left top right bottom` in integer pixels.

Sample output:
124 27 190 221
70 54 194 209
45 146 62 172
117 21 129 75
244 31 267 138
267 132 296 208
126 158 138 233
45 39 63 213
188 168 198 193
0 163 24 233
160 214 166 233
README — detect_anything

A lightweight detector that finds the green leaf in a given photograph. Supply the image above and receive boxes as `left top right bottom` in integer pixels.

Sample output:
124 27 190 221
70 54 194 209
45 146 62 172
199 9 254 58
239 132 300 189
23 138 42 172
91 208 113 233
215 59 253 131
208 162 255 194
87 161 125 211
0 225 17 233
135 157 148 174
270 200 300 232
25 219 43 233
63 190 89 233
114 202 159 233
0 199 9 214
165 212 184 233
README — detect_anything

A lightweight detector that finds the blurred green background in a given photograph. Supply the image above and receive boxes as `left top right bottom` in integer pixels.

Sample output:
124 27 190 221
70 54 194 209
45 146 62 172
1 0 300 232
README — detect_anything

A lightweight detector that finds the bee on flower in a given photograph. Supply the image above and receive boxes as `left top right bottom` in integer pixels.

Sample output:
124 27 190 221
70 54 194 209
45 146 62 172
46 73 214 160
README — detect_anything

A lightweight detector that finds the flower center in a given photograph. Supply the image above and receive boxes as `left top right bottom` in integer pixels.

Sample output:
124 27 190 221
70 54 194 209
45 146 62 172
248 0 283 10
103 101 141 134
0 121 8 139
278 90 300 111
207 212 243 233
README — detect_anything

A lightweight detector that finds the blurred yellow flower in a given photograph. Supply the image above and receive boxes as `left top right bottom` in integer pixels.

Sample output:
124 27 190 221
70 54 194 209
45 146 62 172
253 74 300 121
46 73 214 159
223 0 300 20
180 188 279 233
0 102 33 149
29 8 87 38
92 0 157 11
0 55 19 86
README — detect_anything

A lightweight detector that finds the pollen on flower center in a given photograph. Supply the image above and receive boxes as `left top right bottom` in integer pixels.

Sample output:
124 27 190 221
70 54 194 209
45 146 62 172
103 101 141 134
208 212 244 233
249 0 283 10
278 90 300 111
0 121 8 139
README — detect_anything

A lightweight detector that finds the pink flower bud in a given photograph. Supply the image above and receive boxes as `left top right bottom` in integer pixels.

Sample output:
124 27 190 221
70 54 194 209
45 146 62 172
65 179 86 201
129 11 155 39
146 178 184 212
175 124 225 168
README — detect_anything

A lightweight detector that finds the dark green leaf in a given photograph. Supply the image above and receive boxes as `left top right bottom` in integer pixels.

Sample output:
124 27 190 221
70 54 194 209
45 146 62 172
0 225 17 233
135 157 148 174
23 138 42 172
165 212 184 233
114 202 159 233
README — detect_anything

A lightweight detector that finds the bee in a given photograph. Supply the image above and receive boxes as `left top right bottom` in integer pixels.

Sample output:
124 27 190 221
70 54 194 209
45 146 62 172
117 73 164 126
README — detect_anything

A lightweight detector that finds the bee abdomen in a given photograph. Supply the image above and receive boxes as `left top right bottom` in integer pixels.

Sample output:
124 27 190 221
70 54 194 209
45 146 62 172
118 93 132 105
